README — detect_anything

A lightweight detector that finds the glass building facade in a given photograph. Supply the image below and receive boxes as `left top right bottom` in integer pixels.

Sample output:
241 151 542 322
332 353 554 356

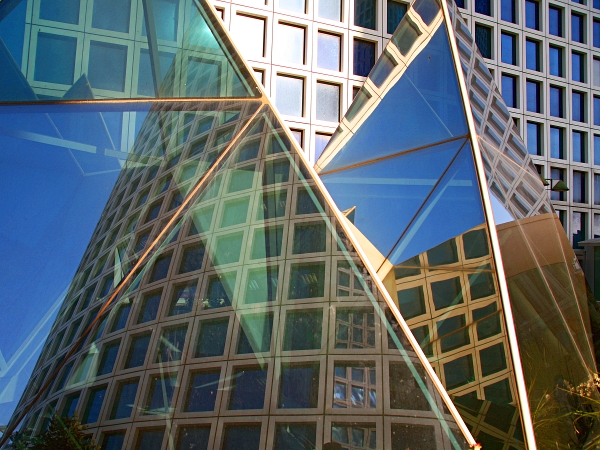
0 0 598 449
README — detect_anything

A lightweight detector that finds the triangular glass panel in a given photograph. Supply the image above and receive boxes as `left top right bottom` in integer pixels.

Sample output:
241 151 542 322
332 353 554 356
0 0 261 102
318 20 468 173
321 138 467 258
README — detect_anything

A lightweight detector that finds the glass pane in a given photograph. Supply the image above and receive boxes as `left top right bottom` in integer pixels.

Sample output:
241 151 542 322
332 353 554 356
276 75 304 117
275 23 305 65
318 32 341 71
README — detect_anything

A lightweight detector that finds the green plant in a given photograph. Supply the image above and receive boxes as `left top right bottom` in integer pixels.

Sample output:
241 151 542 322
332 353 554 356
7 415 99 450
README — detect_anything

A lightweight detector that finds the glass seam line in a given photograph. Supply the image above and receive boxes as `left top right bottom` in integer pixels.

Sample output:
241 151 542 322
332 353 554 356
0 98 262 107
444 2 537 447
318 134 469 176
0 101 265 446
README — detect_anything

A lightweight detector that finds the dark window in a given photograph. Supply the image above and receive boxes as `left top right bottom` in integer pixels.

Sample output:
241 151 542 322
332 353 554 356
237 314 273 354
480 343 507 376
573 91 586 122
387 0 408 33
549 6 563 36
354 0 376 29
412 325 433 356
263 159 290 185
144 376 176 415
150 254 172 282
427 239 458 266
501 0 516 22
195 319 229 358
259 190 287 220
110 301 131 332
526 80 542 113
289 263 326 299
96 341 120 376
473 302 502 340
525 0 540 29
484 379 513 404
572 51 585 82
278 363 320 408
501 74 517 108
573 171 587 203
179 242 205 273
34 33 77 85
229 367 268 410
572 12 585 43
443 355 474 389
391 424 436 450
168 282 197 316
185 371 220 412
110 379 139 419
124 333 151 368
527 122 543 155
204 273 235 310
550 85 564 117
468 265 496 299
526 39 540 71
549 45 563 77
156 325 187 363
101 432 125 450
551 167 566 201
62 393 80 417
550 127 565 159
296 188 323 215
137 292 162 324
595 135 600 165
501 32 517 65
475 24 492 58
293 222 326 254
145 201 162 223
595 20 600 47
283 310 323 351
177 427 210 450
573 131 587 162
475 0 491 15
275 424 317 450
431 277 463 310
437 315 470 352
353 39 376 76
573 211 587 248
463 229 490 259
223 425 261 450
134 428 164 450
389 362 430 410
595 97 600 125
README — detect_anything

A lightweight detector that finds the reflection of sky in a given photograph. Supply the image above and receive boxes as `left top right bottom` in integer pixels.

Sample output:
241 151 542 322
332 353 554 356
0 103 142 424
490 195 515 225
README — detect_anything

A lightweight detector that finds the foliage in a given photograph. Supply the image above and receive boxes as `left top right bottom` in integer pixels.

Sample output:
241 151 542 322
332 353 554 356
7 415 99 450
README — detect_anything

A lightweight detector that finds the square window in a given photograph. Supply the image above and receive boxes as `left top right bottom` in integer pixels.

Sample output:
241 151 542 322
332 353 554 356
134 428 164 450
276 75 304 117
480 343 507 376
391 424 436 449
275 23 305 65
426 238 458 266
501 74 517 108
137 292 162 323
203 273 235 310
233 15 265 60
195 318 229 357
251 226 284 259
88 41 128 92
185 371 220 412
263 159 291 185
319 0 342 20
397 286 426 319
293 222 326 254
168 283 197 316
280 0 306 13
394 256 421 279
221 197 250 228
124 333 151 368
318 32 341 71
289 262 326 298
177 427 210 450
62 392 80 417
437 315 470 352
110 379 139 419
316 82 340 122
223 425 262 450
355 0 377 29
245 266 279 304
278 363 320 408
501 33 517 65
475 0 491 15
469 265 496 299
92 0 130 33
150 254 172 282
237 313 273 354
526 80 542 113
473 302 502 339
431 277 463 310
572 52 585 82
353 39 376 77
550 86 564 117
96 341 120 376
228 366 268 410
549 6 563 37
110 301 131 332
333 364 376 408
82 386 106 424
526 39 540 71
501 0 515 22
387 0 408 33
332 424 377 448
573 131 587 162
484 378 513 404
411 325 433 356
34 33 77 85
443 355 474 389
101 432 125 450
275 424 317 449
283 309 323 350
475 23 492 59
144 376 176 415
228 166 255 193
527 122 543 155
335 308 376 349
525 0 540 29
156 325 187 363
179 242 205 273
389 362 430 410
296 188 323 215
213 232 244 265
463 230 490 259
40 0 80 24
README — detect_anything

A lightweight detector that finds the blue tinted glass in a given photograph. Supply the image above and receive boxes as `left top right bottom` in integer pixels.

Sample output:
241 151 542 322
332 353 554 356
137 50 176 97
572 52 584 82
572 173 586 203
526 81 540 113
275 424 317 450
146 376 176 413
102 433 125 450
83 387 106 424
475 0 491 15
34 33 77 85
97 342 120 376
595 97 600 125
501 0 516 22
501 33 516 65
525 0 540 29
573 131 585 162
389 142 486 264
322 139 466 257
474 25 492 58
388 0 408 33
595 136 600 165
595 20 600 47
178 427 211 450
353 39 376 76
186 371 220 411
550 86 563 117
527 122 541 155
596 0 600 9
111 381 138 419
550 126 564 159
572 92 585 122
39 0 80 24
526 40 540 71
501 75 517 108
196 319 229 357
325 24 467 172
572 13 584 42
125 334 150 368
92 0 131 33
229 367 267 410
549 46 563 77
136 430 164 450
549 7 562 36
223 426 261 450
278 365 319 408
355 0 377 29
138 293 162 323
